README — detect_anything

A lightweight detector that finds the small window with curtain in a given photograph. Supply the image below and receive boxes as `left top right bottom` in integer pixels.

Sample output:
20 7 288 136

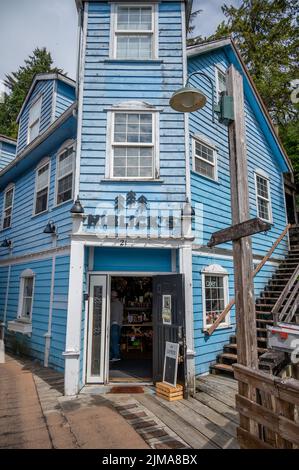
18 271 35 323
34 161 50 215
193 138 217 180
113 4 156 60
111 112 155 178
2 185 14 229
56 144 75 205
202 266 229 329
255 173 272 222
28 97 42 143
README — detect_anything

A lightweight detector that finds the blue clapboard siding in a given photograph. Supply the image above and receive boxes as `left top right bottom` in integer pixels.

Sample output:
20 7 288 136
79 1 187 228
17 80 55 154
0 137 74 257
188 49 288 260
93 247 172 272
55 80 76 119
0 141 16 170
192 253 278 375
0 266 9 322
48 255 70 371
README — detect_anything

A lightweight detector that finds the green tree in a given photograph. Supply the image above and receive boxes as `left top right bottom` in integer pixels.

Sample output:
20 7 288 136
0 47 63 139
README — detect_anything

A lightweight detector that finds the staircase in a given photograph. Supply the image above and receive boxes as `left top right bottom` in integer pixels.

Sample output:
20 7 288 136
211 225 299 376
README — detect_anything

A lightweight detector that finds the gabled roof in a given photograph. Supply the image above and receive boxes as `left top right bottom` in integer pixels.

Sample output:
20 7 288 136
187 37 293 173
0 135 17 147
16 72 76 123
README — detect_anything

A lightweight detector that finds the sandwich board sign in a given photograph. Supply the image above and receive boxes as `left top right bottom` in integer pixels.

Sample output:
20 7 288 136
163 341 179 387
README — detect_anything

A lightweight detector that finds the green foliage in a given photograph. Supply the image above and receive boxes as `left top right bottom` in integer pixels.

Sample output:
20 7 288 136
0 47 63 139
210 0 299 182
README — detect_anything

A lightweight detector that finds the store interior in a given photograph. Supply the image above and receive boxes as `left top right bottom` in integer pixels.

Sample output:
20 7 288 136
109 276 153 382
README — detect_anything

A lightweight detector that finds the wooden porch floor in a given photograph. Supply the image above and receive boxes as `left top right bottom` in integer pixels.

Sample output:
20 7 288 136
134 374 239 449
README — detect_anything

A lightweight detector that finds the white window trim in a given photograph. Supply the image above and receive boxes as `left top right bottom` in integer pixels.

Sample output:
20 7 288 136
2 183 15 230
54 139 76 207
17 269 35 323
110 2 158 60
201 264 230 331
254 170 273 223
33 157 51 216
192 135 218 182
215 65 227 103
27 95 42 144
106 102 160 180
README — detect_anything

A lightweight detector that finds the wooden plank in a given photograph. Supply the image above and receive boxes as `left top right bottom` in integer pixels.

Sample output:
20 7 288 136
275 398 295 448
156 398 239 449
135 394 218 449
156 392 183 401
236 394 299 447
156 382 183 393
194 392 239 424
196 380 236 408
237 427 274 449
272 264 299 318
206 299 235 336
253 223 291 276
204 374 238 390
207 217 271 247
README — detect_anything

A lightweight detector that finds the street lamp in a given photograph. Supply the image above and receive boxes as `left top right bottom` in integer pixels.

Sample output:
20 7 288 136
169 71 215 122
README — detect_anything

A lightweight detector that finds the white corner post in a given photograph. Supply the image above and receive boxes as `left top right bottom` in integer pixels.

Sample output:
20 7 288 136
180 244 195 395
64 239 85 396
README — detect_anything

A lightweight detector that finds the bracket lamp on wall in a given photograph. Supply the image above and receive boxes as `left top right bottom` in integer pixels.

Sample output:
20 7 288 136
1 239 12 248
70 196 85 215
43 221 57 235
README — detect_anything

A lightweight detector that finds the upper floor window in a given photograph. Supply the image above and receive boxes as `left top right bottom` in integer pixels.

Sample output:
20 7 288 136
202 265 229 330
112 4 157 60
34 160 50 215
2 185 14 229
17 269 35 323
56 142 75 205
192 137 217 181
28 97 42 143
215 67 227 102
255 172 272 222
110 111 156 179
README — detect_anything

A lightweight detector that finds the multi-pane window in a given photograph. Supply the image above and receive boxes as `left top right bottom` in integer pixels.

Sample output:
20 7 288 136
28 97 42 143
2 186 14 229
204 275 227 327
193 139 217 180
112 112 154 178
18 275 34 322
34 162 49 215
216 68 227 102
56 145 74 205
114 5 154 60
256 173 271 221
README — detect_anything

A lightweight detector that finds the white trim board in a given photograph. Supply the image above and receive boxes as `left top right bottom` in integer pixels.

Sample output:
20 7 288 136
0 246 70 267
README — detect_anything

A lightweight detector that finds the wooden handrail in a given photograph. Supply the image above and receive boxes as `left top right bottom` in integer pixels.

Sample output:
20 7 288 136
206 223 291 336
272 263 299 323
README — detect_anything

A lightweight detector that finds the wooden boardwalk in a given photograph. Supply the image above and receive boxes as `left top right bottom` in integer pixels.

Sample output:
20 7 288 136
134 374 239 449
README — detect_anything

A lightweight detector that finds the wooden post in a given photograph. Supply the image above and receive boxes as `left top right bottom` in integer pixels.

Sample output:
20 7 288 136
227 65 259 437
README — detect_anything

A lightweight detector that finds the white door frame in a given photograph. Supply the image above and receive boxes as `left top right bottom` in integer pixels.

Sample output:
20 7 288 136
86 274 108 383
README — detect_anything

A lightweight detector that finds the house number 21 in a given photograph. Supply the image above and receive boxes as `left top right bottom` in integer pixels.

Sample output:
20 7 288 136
119 239 127 246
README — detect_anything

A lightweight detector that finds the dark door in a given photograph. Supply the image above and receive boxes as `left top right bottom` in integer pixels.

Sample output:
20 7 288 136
152 274 186 389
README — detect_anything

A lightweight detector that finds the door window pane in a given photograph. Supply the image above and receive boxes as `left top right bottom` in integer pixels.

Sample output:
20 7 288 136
91 286 103 376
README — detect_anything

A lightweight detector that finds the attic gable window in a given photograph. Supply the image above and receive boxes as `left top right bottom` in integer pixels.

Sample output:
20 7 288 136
2 185 14 230
56 143 75 205
28 96 42 143
112 4 157 60
255 172 272 222
193 137 217 181
34 160 50 215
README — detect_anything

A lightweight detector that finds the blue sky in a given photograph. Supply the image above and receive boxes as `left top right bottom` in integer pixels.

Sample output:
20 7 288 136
0 0 241 82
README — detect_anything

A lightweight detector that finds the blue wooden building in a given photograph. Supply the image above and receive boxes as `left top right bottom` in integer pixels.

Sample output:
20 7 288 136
0 1 293 396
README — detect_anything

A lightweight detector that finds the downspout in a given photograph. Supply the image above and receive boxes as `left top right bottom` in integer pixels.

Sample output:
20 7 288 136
44 236 57 367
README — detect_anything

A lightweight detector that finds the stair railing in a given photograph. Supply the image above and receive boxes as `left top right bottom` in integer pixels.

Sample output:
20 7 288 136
206 223 291 336
272 263 299 324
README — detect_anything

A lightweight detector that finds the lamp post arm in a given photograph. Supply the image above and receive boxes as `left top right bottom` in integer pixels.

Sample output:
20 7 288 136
186 71 215 123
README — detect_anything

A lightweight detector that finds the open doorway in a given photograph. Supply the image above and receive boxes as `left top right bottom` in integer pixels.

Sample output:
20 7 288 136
109 276 153 383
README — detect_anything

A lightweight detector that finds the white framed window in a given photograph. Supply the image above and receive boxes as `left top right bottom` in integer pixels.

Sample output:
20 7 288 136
255 171 272 222
17 269 35 323
215 66 227 102
2 184 15 229
109 109 157 179
28 96 42 143
202 265 229 330
34 159 50 215
192 137 217 181
111 3 157 60
55 141 75 205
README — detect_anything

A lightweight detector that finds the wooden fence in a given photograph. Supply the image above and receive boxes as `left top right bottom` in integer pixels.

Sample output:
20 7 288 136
233 363 299 449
